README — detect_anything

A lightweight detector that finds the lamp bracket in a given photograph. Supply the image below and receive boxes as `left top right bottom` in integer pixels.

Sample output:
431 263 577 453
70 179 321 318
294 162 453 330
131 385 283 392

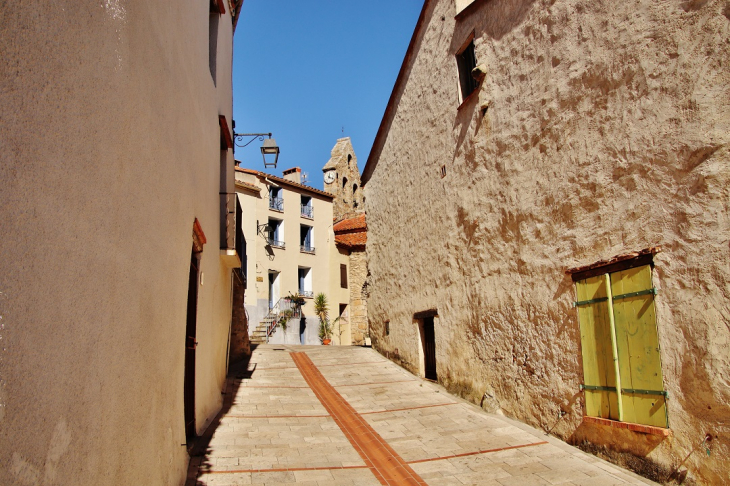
233 132 272 148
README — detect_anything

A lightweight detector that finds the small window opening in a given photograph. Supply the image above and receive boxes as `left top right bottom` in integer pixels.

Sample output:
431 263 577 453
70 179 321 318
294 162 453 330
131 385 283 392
340 264 348 289
385 320 390 336
457 38 478 101
208 8 220 85
440 165 446 178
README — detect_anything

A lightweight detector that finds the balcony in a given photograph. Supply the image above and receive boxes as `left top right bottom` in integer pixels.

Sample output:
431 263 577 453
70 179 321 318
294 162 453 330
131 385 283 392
301 204 313 219
267 238 285 248
300 245 315 254
298 290 313 299
269 197 284 211
220 193 241 268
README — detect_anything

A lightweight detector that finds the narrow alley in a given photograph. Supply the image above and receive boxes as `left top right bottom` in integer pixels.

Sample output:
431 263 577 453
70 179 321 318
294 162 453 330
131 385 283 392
187 345 656 486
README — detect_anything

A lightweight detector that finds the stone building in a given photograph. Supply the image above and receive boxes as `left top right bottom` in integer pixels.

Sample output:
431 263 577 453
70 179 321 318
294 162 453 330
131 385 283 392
0 2 243 485
323 137 364 221
362 0 729 484
323 138 369 346
333 214 369 345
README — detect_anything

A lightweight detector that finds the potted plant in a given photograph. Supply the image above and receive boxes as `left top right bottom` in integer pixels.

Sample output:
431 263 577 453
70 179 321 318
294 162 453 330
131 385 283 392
286 292 306 307
314 293 332 344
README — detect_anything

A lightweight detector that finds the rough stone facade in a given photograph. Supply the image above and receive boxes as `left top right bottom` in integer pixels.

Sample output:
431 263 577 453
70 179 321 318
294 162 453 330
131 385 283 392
362 1 730 484
348 249 369 344
323 137 364 221
229 270 250 363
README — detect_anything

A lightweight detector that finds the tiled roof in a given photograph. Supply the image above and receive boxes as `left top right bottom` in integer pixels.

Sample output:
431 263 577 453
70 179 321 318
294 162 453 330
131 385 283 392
334 214 366 249
333 214 367 232
234 180 261 192
235 166 334 199
335 232 367 249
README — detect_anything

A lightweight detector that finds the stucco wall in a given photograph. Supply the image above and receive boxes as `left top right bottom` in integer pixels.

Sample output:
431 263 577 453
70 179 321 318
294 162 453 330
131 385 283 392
0 2 236 485
363 0 729 484
237 170 336 343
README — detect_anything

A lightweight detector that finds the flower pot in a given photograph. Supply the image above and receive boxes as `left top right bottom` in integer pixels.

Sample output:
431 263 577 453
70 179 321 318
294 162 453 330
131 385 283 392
322 339 331 345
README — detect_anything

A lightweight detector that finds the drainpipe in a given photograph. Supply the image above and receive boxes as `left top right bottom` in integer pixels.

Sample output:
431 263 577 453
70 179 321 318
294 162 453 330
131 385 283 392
604 273 624 422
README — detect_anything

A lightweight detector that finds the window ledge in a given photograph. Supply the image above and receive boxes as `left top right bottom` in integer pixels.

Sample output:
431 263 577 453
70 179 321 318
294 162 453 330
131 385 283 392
269 208 284 213
582 417 671 437
301 215 314 220
457 88 480 111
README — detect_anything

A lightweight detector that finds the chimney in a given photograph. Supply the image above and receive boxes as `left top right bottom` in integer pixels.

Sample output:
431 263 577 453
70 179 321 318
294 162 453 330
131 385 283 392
282 167 301 184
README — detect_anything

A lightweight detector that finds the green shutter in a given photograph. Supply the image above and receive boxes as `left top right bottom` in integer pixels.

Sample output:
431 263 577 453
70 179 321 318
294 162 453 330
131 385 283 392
610 265 668 427
576 276 619 420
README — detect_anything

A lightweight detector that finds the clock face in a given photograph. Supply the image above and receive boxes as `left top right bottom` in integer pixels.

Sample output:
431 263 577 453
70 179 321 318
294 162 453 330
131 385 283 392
324 171 336 184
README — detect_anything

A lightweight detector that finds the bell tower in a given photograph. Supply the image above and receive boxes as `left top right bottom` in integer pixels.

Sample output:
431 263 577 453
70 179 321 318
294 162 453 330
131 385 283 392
322 137 363 221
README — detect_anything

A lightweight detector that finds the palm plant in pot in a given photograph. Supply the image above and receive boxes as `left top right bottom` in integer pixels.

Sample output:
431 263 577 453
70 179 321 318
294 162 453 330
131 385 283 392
314 293 332 344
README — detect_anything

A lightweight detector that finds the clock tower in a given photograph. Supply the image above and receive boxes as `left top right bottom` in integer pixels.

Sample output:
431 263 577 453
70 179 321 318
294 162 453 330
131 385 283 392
322 137 364 221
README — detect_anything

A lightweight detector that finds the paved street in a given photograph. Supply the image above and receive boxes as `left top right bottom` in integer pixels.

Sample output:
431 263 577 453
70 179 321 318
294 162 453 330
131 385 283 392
187 345 656 486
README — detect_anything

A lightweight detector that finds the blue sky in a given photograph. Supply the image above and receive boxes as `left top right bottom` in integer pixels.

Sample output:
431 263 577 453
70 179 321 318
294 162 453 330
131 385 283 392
232 1 423 189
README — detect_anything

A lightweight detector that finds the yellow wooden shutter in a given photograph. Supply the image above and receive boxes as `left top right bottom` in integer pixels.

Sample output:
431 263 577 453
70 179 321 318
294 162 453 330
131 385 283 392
610 265 668 427
576 276 619 420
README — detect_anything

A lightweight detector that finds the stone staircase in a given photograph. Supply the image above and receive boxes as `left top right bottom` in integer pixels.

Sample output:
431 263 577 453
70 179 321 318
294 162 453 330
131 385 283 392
250 316 275 344
249 297 302 345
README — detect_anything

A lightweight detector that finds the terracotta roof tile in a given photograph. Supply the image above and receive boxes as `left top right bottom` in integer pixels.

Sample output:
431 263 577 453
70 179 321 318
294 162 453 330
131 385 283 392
234 180 261 192
333 214 367 232
335 232 367 249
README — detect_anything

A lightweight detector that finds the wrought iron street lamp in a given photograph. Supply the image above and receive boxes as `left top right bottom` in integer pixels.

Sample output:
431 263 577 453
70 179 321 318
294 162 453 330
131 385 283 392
233 129 280 168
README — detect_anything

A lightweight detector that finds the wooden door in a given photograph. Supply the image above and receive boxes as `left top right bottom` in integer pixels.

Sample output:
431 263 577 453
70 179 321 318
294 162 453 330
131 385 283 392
424 317 437 381
184 249 199 441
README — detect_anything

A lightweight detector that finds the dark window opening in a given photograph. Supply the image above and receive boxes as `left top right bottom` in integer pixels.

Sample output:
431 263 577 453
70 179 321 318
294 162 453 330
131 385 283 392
340 264 348 289
208 11 219 85
300 225 314 253
457 39 477 101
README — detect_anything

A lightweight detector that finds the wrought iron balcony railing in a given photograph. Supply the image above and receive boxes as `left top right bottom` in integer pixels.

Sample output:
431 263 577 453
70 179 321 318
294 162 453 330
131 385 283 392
298 290 314 299
301 204 313 218
269 197 283 211
300 245 315 253
267 238 285 248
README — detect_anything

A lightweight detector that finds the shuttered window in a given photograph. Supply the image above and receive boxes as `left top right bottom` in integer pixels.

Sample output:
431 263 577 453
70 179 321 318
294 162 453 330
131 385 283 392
575 264 668 428
340 264 347 289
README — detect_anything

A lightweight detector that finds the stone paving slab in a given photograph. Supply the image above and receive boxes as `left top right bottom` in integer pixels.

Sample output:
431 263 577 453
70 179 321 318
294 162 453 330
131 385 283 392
189 345 657 486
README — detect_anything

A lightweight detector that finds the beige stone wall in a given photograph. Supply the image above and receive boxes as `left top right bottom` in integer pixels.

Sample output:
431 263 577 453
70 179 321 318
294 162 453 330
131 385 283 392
0 2 237 485
348 249 369 345
364 0 729 484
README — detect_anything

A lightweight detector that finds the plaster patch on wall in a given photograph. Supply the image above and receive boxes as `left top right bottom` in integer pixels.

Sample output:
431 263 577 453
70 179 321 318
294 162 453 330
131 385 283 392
11 420 72 485
11 454 40 486
103 0 126 21
101 0 128 71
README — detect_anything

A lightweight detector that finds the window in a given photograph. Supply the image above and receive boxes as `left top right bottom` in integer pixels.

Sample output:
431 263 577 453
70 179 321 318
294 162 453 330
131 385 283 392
301 195 313 218
385 320 390 336
300 225 314 253
456 38 478 101
208 1 222 85
574 264 667 428
267 218 284 248
298 267 312 298
269 186 283 211
340 264 348 289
